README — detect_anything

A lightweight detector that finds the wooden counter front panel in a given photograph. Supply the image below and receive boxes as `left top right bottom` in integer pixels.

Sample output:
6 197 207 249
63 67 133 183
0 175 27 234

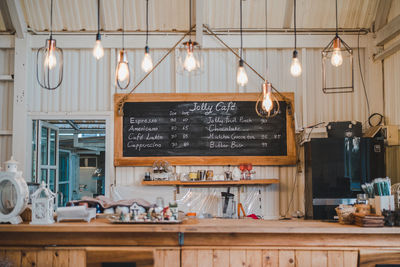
181 248 358 267
0 247 180 267
0 248 86 267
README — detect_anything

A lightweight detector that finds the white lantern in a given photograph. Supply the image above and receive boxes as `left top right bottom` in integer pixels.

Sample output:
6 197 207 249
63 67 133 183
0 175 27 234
4 156 18 173
30 181 56 225
0 171 29 224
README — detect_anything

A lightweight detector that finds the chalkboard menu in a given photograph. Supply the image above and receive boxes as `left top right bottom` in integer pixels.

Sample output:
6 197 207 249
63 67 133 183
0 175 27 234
114 93 296 166
123 101 287 157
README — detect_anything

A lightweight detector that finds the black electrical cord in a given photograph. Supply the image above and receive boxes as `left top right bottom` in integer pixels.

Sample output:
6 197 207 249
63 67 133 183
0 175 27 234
97 0 100 35
122 0 125 49
335 0 338 37
50 0 53 39
358 29 371 117
294 0 296 51
240 0 243 60
189 0 192 39
368 113 384 127
146 0 149 46
265 0 268 72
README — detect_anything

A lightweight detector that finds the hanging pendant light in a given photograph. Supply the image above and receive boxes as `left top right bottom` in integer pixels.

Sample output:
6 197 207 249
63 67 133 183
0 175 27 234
93 0 104 60
236 0 248 86
177 0 202 74
115 0 131 90
256 80 280 118
327 0 344 67
321 0 353 93
255 0 279 118
290 0 302 77
141 0 153 72
36 0 63 90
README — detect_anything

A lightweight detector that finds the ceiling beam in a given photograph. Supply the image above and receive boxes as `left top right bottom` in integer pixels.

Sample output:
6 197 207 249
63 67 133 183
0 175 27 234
374 38 400 61
283 0 294 29
67 120 80 131
2 0 27 38
0 35 14 48
0 0 14 32
30 33 369 49
374 0 393 32
0 74 13 81
375 15 400 46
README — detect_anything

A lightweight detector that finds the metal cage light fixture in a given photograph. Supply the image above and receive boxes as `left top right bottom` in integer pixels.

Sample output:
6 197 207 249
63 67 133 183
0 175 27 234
321 0 354 94
93 0 104 60
115 0 131 90
177 0 202 74
141 0 153 73
36 0 63 90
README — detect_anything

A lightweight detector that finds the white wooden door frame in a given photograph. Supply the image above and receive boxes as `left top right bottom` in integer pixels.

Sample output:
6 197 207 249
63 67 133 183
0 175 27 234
27 112 114 197
37 120 59 195
59 149 72 206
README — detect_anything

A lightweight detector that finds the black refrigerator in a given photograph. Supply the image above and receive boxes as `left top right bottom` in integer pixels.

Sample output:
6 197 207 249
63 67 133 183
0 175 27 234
305 137 385 220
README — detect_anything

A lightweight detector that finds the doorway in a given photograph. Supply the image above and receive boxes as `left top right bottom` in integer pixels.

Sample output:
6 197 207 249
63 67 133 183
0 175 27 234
32 120 106 207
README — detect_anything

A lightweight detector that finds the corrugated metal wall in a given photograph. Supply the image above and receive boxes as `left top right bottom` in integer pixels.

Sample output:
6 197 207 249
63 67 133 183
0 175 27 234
0 49 14 166
27 46 372 218
384 50 400 184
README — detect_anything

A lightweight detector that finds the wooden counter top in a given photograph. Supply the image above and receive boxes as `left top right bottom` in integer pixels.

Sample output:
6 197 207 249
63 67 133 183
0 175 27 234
1 218 400 248
1 218 399 235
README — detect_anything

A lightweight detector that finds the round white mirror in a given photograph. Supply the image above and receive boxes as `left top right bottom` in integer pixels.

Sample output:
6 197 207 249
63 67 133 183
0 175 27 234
0 172 29 224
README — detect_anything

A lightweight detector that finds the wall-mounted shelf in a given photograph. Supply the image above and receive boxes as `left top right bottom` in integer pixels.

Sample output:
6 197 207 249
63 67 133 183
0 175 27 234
141 179 279 187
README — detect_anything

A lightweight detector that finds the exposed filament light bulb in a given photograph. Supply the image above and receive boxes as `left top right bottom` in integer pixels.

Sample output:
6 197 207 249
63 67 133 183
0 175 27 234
183 41 197 72
45 49 57 69
331 37 343 67
236 59 248 86
184 52 196 72
290 50 302 77
118 62 129 82
141 46 153 73
262 81 273 113
93 34 104 60
44 39 57 69
116 50 129 82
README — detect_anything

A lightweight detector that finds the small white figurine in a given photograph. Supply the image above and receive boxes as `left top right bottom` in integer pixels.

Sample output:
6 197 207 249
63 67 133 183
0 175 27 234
30 181 56 225
130 203 141 220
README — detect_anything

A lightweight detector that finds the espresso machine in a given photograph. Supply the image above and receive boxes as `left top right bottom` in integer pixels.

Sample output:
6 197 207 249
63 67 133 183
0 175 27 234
305 137 385 220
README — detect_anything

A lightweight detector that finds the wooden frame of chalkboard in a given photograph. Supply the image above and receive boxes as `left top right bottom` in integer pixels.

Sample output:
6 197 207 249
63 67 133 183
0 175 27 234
114 93 296 166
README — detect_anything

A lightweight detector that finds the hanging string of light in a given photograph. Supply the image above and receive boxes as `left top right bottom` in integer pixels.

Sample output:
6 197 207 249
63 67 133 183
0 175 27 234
321 0 354 94
36 0 63 90
180 0 201 73
290 0 302 77
93 0 104 60
141 0 153 73
115 0 131 90
236 0 248 86
255 0 280 118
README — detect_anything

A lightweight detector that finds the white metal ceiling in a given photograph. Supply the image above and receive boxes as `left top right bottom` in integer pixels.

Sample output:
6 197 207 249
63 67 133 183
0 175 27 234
14 0 381 34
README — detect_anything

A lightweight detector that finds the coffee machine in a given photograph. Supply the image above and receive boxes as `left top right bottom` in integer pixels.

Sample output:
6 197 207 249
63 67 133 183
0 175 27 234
305 137 385 220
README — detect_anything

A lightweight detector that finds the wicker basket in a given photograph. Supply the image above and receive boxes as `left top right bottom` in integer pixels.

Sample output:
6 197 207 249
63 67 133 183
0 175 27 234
335 205 356 224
